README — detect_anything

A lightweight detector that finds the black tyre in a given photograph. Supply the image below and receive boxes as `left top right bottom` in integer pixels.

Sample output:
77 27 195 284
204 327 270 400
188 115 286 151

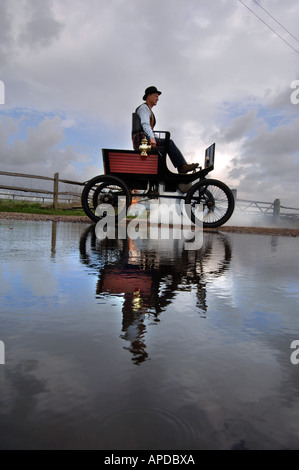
185 179 235 228
81 175 132 222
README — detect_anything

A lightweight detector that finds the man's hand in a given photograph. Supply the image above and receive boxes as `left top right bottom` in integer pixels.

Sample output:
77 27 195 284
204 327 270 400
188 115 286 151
150 138 157 148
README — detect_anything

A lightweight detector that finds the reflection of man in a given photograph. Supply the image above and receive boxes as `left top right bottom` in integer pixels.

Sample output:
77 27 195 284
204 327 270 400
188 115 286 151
122 291 148 365
132 86 199 173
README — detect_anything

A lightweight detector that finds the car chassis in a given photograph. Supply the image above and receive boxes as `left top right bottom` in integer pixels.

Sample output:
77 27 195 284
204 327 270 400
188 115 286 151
81 131 235 228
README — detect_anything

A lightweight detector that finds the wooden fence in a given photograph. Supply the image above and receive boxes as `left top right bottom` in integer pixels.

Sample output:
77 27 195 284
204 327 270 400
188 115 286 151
0 170 299 220
0 171 85 209
232 191 299 221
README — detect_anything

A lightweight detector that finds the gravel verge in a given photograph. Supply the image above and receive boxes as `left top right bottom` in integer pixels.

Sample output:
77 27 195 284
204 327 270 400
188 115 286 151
0 211 91 224
0 211 299 236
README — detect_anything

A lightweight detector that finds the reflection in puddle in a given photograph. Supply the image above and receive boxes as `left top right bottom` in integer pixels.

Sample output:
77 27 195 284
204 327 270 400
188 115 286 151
0 219 299 450
79 226 232 365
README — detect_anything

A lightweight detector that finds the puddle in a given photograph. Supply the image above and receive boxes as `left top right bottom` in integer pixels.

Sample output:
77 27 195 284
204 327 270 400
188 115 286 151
0 220 299 449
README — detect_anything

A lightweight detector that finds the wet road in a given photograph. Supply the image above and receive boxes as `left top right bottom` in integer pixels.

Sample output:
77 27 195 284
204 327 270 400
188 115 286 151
0 219 299 449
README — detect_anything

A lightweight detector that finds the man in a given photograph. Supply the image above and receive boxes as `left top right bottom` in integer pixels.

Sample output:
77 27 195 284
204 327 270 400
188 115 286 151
132 86 199 173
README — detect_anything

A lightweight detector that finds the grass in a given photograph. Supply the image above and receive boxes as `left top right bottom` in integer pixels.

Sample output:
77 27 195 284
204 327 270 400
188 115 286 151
0 199 86 217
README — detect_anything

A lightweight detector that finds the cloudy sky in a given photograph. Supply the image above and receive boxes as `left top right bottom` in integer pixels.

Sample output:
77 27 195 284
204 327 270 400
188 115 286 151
0 0 298 206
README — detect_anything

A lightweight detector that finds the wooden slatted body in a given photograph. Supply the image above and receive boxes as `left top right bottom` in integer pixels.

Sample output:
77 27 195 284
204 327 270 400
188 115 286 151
108 152 158 175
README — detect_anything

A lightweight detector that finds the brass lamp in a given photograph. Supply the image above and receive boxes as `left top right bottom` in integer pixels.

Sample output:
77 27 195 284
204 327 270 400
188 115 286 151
139 138 152 157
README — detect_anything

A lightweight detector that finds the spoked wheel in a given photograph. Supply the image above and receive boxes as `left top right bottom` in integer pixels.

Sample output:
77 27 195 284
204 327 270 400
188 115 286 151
185 179 235 228
81 175 132 222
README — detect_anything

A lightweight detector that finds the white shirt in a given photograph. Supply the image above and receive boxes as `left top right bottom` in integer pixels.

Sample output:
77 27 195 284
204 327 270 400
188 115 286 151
136 103 155 139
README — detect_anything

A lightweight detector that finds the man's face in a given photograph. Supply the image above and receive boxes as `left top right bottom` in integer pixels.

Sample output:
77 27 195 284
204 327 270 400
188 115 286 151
147 93 159 107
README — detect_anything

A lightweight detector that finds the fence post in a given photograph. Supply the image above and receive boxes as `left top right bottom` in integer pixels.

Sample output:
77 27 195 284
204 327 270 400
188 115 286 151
53 173 59 210
273 198 280 221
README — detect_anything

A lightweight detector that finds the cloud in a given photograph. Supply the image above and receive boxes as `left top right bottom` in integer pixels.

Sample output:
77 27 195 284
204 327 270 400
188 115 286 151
0 114 91 180
0 0 14 64
220 110 260 143
228 113 299 201
18 0 64 49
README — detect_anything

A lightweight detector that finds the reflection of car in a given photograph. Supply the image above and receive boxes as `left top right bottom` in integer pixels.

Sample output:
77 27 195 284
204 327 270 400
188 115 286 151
100 266 152 296
79 226 232 365
80 225 233 316
81 135 235 228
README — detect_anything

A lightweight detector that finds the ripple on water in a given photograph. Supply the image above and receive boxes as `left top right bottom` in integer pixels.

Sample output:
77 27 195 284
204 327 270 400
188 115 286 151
75 403 205 450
